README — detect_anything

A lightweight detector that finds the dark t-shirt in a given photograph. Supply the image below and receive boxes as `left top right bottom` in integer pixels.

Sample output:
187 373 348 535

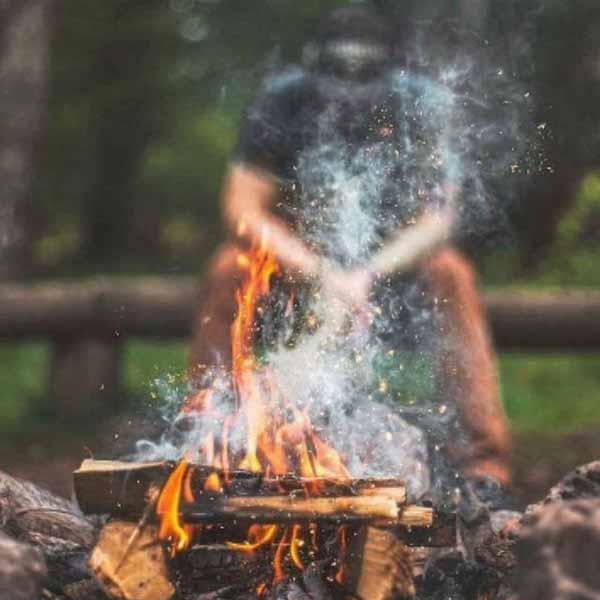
234 65 448 266
236 66 450 358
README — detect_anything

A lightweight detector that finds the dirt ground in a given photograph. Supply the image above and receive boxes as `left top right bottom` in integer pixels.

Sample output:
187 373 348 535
2 421 599 508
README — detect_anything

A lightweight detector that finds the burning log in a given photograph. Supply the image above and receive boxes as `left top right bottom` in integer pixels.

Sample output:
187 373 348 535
73 460 449 542
184 494 407 524
73 459 406 514
74 459 436 529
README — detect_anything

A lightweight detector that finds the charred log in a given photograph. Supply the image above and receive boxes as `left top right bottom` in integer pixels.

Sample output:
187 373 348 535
0 470 97 591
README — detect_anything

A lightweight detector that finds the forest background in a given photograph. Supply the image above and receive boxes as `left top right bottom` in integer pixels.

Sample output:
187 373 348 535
1 0 600 501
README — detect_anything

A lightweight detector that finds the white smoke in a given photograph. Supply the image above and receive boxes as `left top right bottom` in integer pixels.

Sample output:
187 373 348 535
135 25 538 504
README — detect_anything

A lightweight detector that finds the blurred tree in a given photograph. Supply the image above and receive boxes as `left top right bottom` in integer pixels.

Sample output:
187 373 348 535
81 0 177 262
516 0 600 266
28 0 600 274
0 0 54 279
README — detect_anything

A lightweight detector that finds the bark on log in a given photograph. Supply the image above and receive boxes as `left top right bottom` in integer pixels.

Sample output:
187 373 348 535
0 530 46 600
0 470 97 590
1 279 600 349
484 291 600 350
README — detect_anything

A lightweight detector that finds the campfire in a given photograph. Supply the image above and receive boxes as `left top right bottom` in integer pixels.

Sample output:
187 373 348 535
71 238 456 600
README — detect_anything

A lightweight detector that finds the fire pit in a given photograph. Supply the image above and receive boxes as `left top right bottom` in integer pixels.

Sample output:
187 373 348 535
65 240 455 599
73 459 455 600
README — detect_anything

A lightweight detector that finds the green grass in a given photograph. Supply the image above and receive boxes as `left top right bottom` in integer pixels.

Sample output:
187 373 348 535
1 341 600 436
124 340 187 397
0 343 49 429
500 353 600 433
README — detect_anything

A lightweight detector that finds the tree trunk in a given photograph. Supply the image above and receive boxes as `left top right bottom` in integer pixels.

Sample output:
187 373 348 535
50 336 122 419
0 0 53 279
82 3 163 263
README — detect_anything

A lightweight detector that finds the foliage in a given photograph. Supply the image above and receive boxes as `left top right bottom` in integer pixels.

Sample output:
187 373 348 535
535 172 600 287
500 353 600 433
31 0 600 274
4 2 600 447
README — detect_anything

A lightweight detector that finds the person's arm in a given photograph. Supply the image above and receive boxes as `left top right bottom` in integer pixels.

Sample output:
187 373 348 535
368 196 456 276
330 184 458 310
222 164 321 279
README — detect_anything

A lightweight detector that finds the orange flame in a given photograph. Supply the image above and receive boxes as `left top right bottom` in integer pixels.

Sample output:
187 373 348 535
226 524 278 552
157 234 352 585
157 458 193 556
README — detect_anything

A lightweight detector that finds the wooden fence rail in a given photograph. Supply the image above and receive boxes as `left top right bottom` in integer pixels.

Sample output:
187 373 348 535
1 278 599 417
1 277 600 348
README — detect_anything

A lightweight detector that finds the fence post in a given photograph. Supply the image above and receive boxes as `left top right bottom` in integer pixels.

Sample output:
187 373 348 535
49 336 123 419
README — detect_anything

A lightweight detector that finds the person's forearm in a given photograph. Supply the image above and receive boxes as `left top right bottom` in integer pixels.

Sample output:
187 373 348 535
238 209 321 278
369 208 455 276
222 165 320 278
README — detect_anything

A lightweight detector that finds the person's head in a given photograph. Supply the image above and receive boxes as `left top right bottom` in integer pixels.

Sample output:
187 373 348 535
304 5 395 82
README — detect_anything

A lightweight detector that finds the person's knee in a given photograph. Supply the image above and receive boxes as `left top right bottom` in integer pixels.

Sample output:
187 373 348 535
190 242 245 372
203 242 246 286
425 248 477 299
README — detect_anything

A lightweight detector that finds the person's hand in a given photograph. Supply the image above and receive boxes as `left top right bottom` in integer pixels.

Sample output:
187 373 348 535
320 267 373 312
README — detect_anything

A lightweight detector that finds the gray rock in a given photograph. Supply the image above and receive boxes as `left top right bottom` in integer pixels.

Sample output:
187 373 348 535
0 531 47 600
516 498 600 600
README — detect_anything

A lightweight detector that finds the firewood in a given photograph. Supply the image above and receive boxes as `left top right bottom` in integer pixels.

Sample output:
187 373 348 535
89 520 174 600
0 530 47 600
375 505 435 528
187 494 401 523
0 470 97 590
74 460 173 516
344 526 415 600
182 496 434 527
73 460 406 515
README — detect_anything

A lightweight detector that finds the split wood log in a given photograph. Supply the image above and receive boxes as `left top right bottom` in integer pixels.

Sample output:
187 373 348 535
73 460 451 544
0 470 98 590
0 530 47 600
184 494 401 523
73 460 406 515
182 496 432 526
344 526 415 600
74 460 173 516
89 520 174 600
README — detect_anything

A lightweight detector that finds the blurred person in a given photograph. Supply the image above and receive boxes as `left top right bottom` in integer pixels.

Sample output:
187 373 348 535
190 5 511 503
